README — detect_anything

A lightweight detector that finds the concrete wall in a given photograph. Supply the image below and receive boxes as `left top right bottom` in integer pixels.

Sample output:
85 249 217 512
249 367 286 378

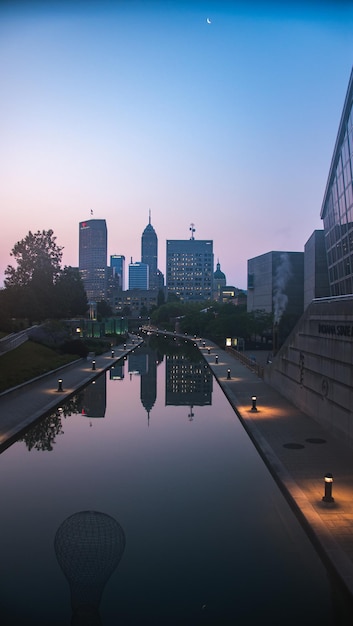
264 295 353 446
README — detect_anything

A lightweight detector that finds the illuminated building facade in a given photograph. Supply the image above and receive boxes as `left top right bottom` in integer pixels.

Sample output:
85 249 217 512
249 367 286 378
79 219 107 301
166 239 214 302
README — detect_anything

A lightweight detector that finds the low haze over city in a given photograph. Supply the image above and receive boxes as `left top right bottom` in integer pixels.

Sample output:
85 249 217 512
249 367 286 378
1 0 353 289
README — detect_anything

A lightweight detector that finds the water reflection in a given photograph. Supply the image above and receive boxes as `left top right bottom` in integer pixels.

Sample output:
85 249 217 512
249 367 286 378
80 374 106 420
54 511 126 626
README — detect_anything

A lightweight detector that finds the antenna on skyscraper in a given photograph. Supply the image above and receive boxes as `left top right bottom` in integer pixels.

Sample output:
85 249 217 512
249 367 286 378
149 208 151 225
91 209 94 216
189 223 196 240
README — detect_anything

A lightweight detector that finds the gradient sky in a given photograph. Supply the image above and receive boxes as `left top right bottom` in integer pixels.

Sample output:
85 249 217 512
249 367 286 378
1 0 353 290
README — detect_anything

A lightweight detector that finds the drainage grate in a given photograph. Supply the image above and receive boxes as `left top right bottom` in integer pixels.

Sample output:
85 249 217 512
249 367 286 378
283 443 305 450
305 437 327 444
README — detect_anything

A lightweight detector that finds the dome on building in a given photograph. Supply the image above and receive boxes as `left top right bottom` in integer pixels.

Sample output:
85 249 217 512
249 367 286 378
214 261 226 281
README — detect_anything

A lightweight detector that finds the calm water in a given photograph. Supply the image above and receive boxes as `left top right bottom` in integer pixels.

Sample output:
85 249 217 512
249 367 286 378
0 342 349 625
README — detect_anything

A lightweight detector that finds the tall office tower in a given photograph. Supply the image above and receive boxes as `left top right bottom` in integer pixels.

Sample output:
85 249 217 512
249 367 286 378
166 237 214 301
129 261 149 290
79 219 107 301
141 211 159 290
321 67 353 296
110 255 125 290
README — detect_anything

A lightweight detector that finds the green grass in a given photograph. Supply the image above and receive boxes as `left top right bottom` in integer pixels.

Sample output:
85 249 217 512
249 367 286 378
0 341 78 393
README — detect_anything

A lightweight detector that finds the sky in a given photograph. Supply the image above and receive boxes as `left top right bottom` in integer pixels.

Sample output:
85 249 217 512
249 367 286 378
1 0 353 290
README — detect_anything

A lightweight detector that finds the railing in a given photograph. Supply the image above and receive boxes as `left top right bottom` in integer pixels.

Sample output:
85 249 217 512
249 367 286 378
226 347 264 379
0 328 32 355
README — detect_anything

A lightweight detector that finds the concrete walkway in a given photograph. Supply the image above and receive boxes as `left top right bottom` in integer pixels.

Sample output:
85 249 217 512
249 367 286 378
197 337 353 603
2 331 353 603
0 336 142 449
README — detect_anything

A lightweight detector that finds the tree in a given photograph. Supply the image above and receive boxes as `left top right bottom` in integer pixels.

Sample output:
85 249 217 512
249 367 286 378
55 267 88 318
4 229 63 288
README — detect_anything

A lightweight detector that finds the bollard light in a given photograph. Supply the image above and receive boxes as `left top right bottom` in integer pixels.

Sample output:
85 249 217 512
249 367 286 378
111 350 115 358
251 395 257 411
227 368 231 379
57 378 63 392
208 348 210 354
322 473 334 502
215 355 219 364
124 343 126 349
92 360 96 370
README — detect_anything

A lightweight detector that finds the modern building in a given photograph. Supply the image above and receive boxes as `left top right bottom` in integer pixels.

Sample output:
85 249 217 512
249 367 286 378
247 251 304 323
129 261 149 290
263 68 353 446
79 219 107 302
213 260 226 300
304 230 330 309
141 212 161 291
321 67 353 296
166 238 214 302
113 289 159 317
110 255 125 290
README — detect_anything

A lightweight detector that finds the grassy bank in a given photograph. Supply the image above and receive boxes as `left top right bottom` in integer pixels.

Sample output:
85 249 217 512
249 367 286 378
0 341 78 393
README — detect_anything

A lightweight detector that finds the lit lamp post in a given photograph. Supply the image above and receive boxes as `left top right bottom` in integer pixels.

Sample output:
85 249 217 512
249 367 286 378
111 350 115 358
57 378 63 392
322 473 334 502
227 368 231 379
251 395 257 412
215 355 218 364
92 360 96 371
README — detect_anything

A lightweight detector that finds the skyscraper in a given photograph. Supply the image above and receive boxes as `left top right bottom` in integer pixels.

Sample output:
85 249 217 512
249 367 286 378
110 255 125 290
166 236 214 301
129 261 149 290
79 219 107 302
141 211 164 291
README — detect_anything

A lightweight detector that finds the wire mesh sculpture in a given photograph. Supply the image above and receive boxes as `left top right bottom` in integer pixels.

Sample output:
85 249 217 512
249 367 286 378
54 511 126 625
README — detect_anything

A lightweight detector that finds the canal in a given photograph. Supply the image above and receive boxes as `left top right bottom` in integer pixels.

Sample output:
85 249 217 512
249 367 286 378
0 339 349 624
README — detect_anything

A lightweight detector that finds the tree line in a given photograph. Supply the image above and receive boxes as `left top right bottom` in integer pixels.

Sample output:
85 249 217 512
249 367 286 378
0 229 88 330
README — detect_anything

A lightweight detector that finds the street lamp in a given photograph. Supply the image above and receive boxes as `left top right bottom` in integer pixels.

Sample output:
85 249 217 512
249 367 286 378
251 395 257 411
215 355 218 364
92 360 96 371
227 368 231 379
57 378 63 392
322 473 334 502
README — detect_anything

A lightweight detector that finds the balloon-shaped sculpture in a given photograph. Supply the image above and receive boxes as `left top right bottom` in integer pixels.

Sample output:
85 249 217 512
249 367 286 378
54 511 126 625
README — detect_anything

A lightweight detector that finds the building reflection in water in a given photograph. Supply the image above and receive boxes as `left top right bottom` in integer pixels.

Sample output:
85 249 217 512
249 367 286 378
79 374 107 422
54 511 126 626
165 355 213 419
109 361 125 380
128 346 162 426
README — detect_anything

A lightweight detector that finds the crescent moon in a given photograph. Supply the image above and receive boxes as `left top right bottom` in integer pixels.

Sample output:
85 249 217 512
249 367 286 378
206 18 211 24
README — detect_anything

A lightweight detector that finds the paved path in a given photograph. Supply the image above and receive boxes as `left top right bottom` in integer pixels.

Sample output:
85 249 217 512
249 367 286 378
0 336 143 449
197 337 353 603
2 331 353 603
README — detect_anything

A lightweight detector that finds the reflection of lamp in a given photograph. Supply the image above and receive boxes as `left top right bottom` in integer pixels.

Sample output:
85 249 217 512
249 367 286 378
54 511 126 625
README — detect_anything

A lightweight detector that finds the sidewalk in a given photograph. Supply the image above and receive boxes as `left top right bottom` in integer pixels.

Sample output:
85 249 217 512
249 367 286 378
0 336 142 449
198 337 353 602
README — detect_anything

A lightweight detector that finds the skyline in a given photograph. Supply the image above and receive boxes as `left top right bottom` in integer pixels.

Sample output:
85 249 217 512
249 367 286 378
1 1 353 290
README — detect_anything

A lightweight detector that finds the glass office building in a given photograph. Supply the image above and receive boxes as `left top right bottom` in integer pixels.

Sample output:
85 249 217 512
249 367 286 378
79 219 107 301
166 239 214 301
321 68 353 296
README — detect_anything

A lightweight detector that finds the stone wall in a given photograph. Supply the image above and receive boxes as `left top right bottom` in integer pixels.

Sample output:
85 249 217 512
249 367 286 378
264 296 353 446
